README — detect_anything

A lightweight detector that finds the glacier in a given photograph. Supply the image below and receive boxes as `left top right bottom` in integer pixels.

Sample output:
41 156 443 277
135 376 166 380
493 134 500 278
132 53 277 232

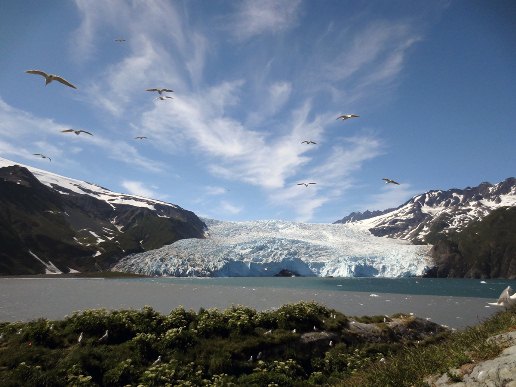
113 218 432 278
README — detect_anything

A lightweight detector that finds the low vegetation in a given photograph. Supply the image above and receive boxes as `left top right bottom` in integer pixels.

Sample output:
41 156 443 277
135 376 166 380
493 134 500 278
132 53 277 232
0 302 513 386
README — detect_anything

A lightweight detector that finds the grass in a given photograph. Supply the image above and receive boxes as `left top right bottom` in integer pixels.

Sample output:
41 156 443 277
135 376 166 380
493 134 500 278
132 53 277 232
0 302 513 386
341 304 516 387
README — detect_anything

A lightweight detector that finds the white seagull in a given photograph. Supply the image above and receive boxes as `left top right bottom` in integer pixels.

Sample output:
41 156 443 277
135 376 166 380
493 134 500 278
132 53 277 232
152 355 162 365
78 332 83 344
61 129 93 136
382 178 400 185
488 286 516 308
26 70 77 89
98 329 109 343
337 114 359 121
297 182 316 187
134 136 148 140
301 140 317 144
33 153 51 162
146 88 174 95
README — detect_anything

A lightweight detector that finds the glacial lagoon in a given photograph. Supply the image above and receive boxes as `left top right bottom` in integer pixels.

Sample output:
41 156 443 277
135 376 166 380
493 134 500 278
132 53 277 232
2 276 515 329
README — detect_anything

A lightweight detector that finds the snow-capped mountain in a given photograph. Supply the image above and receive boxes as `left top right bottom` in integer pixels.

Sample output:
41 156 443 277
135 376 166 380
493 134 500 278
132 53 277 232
0 157 206 275
337 178 516 243
113 218 432 278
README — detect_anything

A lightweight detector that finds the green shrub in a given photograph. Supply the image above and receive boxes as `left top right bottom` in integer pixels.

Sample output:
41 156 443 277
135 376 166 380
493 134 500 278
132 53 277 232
273 301 330 331
164 306 197 330
196 308 229 337
102 358 137 386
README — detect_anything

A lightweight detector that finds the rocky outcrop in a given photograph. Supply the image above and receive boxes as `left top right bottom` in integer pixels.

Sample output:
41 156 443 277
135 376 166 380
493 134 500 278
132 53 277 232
426 331 516 386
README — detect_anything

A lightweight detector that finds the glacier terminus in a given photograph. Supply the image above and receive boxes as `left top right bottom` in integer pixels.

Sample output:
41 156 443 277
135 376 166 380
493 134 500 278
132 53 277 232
113 218 432 278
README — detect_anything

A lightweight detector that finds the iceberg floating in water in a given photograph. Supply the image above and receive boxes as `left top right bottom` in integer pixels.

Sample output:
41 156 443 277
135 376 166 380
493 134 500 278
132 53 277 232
113 218 432 277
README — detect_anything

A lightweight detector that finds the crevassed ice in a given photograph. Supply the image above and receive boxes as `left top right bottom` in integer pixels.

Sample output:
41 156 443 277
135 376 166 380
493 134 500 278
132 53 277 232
113 219 432 278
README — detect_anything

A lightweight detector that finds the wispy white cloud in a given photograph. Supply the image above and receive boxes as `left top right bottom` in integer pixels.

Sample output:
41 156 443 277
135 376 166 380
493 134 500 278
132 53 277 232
72 0 208 116
67 2 427 222
121 180 158 198
0 98 163 173
205 186 227 196
360 183 419 212
219 200 243 215
227 0 302 40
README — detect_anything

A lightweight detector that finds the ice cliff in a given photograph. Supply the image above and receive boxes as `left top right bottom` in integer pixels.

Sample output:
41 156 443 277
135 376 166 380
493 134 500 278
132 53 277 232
113 218 432 277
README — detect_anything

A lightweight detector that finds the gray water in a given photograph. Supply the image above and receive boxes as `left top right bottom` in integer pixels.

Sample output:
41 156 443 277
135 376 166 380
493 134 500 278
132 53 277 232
0 277 513 329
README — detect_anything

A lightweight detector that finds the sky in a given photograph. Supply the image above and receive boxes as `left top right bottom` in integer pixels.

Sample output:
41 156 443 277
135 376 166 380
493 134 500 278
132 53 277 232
0 0 515 223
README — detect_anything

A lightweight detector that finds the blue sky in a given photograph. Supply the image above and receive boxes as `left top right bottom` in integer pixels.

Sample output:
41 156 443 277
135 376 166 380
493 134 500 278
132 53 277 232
1 0 515 222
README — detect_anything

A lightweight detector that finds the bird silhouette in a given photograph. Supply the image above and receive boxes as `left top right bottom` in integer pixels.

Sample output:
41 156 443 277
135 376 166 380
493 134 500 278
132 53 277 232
301 140 317 144
26 70 77 89
78 332 83 344
147 88 174 95
61 129 93 136
134 136 148 140
114 38 126 42
382 178 400 185
33 153 51 162
337 114 359 120
297 182 316 187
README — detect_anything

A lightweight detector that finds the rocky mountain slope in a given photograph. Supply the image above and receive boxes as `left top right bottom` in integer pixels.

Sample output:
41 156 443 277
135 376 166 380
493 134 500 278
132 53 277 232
0 158 206 275
425 206 516 278
336 178 516 244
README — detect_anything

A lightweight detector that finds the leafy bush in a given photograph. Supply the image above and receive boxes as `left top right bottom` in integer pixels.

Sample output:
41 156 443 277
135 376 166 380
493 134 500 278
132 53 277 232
272 301 331 331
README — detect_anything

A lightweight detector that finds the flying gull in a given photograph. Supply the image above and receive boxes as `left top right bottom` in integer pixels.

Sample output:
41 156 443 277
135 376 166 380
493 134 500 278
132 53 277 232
297 182 316 187
155 96 173 100
146 88 174 95
26 70 77 89
337 114 359 121
114 38 126 42
134 136 148 140
33 153 51 162
382 178 400 185
61 129 93 136
301 140 317 144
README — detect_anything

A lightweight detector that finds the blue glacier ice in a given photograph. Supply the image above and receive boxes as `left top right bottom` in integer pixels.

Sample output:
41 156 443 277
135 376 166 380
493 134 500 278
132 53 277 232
112 218 432 277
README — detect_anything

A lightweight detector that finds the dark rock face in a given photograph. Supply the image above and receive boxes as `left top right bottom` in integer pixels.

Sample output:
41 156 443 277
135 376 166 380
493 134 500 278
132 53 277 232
424 207 516 279
274 269 300 277
0 165 206 275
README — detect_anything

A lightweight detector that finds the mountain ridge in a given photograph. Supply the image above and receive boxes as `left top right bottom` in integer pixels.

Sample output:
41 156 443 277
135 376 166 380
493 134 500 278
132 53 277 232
0 157 206 275
336 177 516 244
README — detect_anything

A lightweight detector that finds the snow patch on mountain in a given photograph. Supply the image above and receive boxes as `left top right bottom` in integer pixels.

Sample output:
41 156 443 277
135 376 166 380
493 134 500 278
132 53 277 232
0 157 176 211
113 219 432 278
346 178 516 241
